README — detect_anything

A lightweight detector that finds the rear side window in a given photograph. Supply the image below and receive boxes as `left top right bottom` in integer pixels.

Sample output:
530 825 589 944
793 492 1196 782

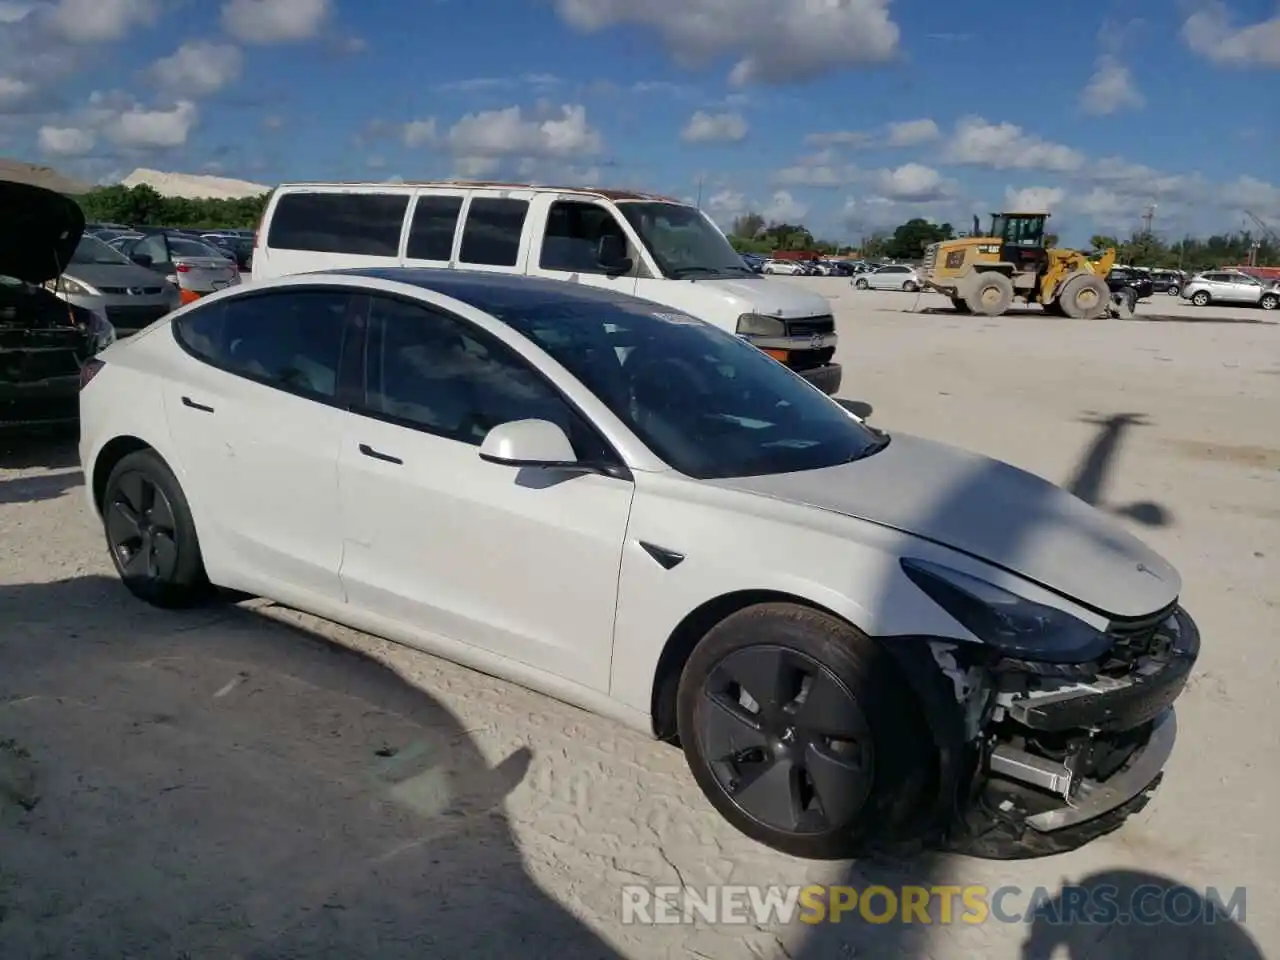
459 197 528 267
406 195 463 260
267 192 408 256
173 290 354 400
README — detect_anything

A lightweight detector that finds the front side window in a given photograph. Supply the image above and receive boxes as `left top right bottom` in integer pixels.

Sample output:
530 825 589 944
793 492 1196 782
616 202 754 279
267 192 408 256
174 289 352 400
458 197 528 267
359 294 611 461
540 200 630 273
489 299 886 479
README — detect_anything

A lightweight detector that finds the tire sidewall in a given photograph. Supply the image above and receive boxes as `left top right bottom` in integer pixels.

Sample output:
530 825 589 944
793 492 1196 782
855 279 868 289
1193 292 1210 306
1261 294 1278 311
675 603 936 860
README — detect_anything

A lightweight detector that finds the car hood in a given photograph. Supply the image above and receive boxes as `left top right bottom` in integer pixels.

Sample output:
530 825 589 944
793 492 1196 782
693 276 832 319
0 179 86 284
64 260 166 289
708 432 1180 619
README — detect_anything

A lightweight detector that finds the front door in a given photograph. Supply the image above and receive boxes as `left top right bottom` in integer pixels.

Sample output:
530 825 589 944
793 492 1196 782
526 196 640 296
335 292 634 691
161 287 359 601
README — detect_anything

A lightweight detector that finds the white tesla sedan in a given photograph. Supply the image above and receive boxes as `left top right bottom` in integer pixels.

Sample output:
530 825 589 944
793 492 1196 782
78 269 1199 860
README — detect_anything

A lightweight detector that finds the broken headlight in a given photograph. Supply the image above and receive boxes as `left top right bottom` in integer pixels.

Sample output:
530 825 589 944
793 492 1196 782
900 558 1112 664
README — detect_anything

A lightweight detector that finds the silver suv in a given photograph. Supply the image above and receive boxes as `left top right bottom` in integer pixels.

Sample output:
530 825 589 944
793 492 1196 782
1181 270 1279 310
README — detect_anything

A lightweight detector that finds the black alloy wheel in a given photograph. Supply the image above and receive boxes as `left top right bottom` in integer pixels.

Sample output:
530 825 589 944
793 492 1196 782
699 645 874 836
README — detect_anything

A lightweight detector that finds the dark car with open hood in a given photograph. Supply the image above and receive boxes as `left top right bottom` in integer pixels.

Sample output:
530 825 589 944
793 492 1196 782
1 180 115 427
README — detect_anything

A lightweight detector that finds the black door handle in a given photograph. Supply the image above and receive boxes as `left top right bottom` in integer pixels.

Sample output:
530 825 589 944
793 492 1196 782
359 443 402 465
181 396 214 413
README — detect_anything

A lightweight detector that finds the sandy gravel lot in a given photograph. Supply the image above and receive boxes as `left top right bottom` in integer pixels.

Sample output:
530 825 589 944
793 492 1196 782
2 282 1278 959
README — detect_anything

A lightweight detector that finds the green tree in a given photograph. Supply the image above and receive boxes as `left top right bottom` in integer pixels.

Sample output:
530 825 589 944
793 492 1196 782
730 212 765 240
76 184 271 229
884 218 954 260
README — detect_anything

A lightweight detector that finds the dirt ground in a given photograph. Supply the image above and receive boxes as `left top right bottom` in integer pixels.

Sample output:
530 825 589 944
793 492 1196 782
1 283 1277 959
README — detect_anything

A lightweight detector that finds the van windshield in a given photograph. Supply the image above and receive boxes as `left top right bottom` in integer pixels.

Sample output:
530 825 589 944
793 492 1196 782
617 202 756 280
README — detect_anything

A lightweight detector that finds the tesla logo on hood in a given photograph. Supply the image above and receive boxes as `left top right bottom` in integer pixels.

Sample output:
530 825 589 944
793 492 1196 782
1136 563 1163 580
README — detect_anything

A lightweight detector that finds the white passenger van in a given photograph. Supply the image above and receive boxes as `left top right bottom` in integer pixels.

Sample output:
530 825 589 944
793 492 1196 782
251 181 842 394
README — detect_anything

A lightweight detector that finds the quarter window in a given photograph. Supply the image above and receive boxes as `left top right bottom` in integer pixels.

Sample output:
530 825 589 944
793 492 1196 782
266 192 408 256
174 290 353 400
458 197 528 267
406 195 464 261
359 294 610 461
539 200 628 273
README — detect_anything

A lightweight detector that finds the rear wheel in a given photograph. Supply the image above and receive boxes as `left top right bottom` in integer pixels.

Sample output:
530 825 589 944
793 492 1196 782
102 449 213 608
964 272 1014 316
1167 286 1180 297
1192 291 1210 306
855 278 869 290
676 603 936 860
903 280 919 293
1058 274 1110 319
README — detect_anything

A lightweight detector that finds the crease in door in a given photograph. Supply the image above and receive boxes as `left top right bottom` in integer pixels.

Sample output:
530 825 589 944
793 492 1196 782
605 490 638 697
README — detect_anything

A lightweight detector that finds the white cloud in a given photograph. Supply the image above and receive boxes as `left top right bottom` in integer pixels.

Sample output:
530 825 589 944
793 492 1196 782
761 189 808 222
1182 3 1280 67
875 162 950 202
804 129 873 148
770 148 858 187
38 123 94 155
705 188 746 226
446 104 603 158
1222 175 1280 218
944 116 1085 172
1080 56 1144 114
402 118 437 147
453 155 500 179
149 42 243 96
221 0 331 44
44 0 159 43
1005 186 1065 212
102 98 199 149
554 0 899 85
0 75 32 108
0 3 35 24
681 110 747 143
885 118 939 147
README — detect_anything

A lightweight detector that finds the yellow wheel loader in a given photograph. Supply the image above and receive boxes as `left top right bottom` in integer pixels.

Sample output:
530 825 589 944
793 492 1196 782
918 212 1125 319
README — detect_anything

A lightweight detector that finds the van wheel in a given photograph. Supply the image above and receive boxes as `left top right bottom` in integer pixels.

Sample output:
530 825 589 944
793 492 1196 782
676 603 936 860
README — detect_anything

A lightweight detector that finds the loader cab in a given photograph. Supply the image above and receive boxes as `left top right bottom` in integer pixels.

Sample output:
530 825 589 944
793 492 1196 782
989 212 1048 272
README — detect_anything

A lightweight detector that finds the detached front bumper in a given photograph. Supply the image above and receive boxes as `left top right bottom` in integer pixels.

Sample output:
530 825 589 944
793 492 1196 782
954 606 1199 858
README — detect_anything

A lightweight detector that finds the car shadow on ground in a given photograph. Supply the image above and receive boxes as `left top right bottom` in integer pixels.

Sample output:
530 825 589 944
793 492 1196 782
0 469 83 505
834 398 874 420
0 575 622 959
789 411 1190 958
1067 413 1170 527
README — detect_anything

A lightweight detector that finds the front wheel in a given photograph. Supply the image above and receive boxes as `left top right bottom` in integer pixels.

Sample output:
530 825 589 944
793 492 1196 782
854 278 869 290
1192 291 1210 306
903 281 919 292
676 603 936 860
1261 293 1279 310
102 449 213 608
1167 286 1180 297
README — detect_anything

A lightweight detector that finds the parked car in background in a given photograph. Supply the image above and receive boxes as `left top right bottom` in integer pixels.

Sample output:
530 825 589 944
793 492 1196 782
2 180 115 427
47 234 181 336
826 261 856 277
1181 270 1278 309
739 253 765 273
202 233 254 270
252 181 841 394
854 264 921 292
1106 267 1154 302
116 231 241 304
761 259 803 275
1149 270 1185 296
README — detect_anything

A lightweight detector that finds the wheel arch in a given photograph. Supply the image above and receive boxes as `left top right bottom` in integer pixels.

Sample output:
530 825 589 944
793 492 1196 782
91 435 156 513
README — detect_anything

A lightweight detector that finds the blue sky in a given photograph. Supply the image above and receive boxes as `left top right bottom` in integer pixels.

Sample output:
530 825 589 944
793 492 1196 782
1 0 1277 244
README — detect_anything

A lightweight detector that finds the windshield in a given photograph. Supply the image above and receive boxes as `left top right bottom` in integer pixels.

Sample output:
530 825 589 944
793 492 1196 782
493 297 885 479
616 202 754 279
71 236 133 265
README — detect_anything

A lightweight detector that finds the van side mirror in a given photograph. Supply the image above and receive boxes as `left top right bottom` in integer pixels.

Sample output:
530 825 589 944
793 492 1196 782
597 235 632 274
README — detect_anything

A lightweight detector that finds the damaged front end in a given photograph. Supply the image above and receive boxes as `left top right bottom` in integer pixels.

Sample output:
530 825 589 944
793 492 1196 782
896 558 1199 859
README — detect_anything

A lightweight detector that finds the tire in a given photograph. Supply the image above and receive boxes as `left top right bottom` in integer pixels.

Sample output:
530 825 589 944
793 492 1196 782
964 272 1014 316
676 602 936 860
1057 273 1110 319
1260 293 1278 311
903 281 919 293
950 297 971 314
1191 291 1210 307
1167 286 1179 297
101 449 213 608
854 278 869 290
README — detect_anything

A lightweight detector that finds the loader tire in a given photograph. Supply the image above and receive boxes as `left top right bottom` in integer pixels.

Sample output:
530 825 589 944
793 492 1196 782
1058 274 1110 319
964 273 1014 317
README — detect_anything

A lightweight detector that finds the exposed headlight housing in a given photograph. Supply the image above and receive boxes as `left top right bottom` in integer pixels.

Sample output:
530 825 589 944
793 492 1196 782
44 275 96 297
735 313 786 337
900 558 1112 664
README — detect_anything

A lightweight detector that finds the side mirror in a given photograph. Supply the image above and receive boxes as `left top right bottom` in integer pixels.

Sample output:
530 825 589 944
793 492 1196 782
479 419 578 468
597 235 632 275
131 252 153 267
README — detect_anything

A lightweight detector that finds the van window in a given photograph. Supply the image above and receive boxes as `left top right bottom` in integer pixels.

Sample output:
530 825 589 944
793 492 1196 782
267 192 408 256
540 200 627 273
458 197 528 267
406 195 464 260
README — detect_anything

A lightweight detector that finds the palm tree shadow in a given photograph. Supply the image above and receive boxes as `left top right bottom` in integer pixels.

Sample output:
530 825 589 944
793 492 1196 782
0 575 622 959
